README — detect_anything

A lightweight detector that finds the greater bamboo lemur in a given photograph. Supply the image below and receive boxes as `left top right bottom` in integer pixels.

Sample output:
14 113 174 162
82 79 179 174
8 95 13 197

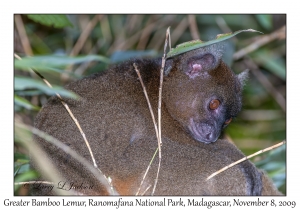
32 44 282 195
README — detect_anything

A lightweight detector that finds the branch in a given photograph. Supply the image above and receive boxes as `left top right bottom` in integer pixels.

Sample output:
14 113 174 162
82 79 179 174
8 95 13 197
206 141 286 181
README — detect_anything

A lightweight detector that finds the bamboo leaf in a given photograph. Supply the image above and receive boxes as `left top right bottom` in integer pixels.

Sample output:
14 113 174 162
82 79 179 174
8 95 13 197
27 14 73 28
110 50 157 63
252 51 286 80
14 95 40 111
255 15 273 30
14 77 78 99
167 29 263 58
15 55 110 71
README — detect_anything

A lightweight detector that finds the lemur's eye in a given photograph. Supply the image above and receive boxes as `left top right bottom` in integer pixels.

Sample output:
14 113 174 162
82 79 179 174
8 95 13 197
209 99 220 110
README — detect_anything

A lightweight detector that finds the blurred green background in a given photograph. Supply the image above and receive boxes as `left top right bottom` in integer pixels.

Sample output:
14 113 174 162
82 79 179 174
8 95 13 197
14 14 286 195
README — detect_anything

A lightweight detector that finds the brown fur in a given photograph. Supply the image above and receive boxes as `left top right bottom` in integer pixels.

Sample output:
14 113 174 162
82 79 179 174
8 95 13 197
32 45 282 195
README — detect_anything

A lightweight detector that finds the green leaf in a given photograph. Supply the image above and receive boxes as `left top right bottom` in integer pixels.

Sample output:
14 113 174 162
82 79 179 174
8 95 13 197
14 95 40 111
252 51 286 80
167 29 263 58
254 144 286 190
110 50 157 63
255 15 273 30
15 90 43 96
272 172 286 187
27 14 73 28
14 77 78 99
14 153 29 161
15 55 110 71
15 163 30 174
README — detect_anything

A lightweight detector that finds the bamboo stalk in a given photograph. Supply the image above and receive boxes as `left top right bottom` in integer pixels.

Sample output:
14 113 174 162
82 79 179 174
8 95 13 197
206 141 286 181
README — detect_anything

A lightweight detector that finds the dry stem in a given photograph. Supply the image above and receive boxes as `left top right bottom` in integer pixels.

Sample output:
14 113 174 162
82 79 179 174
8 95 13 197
14 15 33 56
188 15 200 40
15 121 71 195
141 185 152 196
133 64 159 195
70 15 103 57
108 16 171 53
134 27 171 195
169 17 188 45
14 181 53 185
244 58 286 112
233 25 286 60
152 26 171 195
206 140 286 181
14 53 115 194
16 121 115 194
61 15 103 81
215 16 238 42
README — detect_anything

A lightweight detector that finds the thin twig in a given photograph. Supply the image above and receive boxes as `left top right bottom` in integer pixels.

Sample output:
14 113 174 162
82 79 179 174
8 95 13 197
133 63 159 140
169 17 188 45
99 15 113 44
14 181 53 185
125 15 143 33
151 26 171 196
135 148 159 195
16 122 116 195
14 15 33 56
244 58 286 112
147 16 174 50
15 54 98 169
148 30 166 52
188 15 200 40
133 63 159 196
233 26 286 60
108 16 171 53
136 16 157 50
70 15 103 56
215 16 238 42
14 53 115 194
74 39 104 76
15 120 71 195
141 185 152 196
206 140 286 181
61 15 103 81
